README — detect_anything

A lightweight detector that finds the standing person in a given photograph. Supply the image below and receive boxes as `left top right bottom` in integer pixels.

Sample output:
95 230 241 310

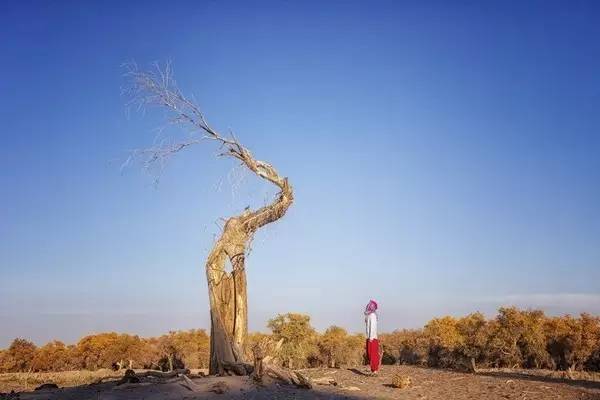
364 299 380 375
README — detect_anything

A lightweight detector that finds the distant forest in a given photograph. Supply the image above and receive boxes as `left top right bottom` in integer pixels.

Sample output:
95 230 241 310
1 307 599 373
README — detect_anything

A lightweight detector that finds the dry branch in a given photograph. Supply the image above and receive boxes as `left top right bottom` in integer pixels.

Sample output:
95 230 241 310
179 375 202 392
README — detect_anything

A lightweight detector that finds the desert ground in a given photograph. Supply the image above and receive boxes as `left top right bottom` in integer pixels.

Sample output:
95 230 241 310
2 365 600 400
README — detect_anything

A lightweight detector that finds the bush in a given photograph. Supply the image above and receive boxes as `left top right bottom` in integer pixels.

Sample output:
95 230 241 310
317 326 365 368
483 307 550 368
73 333 146 370
0 339 37 372
545 314 600 371
267 313 318 369
424 316 462 368
455 312 489 369
381 330 428 366
31 341 74 372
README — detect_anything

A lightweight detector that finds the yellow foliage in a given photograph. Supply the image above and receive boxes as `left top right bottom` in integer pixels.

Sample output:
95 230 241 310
318 326 365 367
1 308 599 373
268 313 318 369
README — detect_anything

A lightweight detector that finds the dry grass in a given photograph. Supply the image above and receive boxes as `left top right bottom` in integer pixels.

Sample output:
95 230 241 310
0 369 123 393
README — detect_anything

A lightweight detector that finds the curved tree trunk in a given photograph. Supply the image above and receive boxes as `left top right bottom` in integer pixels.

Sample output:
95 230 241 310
206 147 293 375
124 64 294 376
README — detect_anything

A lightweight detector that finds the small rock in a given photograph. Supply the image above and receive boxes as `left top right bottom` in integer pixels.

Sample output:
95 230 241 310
391 374 411 389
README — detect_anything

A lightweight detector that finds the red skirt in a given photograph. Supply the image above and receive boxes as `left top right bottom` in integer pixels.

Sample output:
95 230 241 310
366 338 380 372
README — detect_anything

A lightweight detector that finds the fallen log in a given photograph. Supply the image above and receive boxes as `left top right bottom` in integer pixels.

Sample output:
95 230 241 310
249 339 311 389
115 369 191 386
137 369 190 378
264 364 312 389
222 361 254 376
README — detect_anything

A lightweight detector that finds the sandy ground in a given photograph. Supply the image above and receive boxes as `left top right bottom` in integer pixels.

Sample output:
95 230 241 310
2 365 600 400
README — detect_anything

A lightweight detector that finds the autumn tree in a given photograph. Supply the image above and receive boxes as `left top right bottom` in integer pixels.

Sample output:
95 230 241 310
31 341 73 372
380 329 428 366
138 337 163 370
484 307 551 368
455 312 490 370
516 310 551 369
74 332 146 370
171 329 210 369
545 314 600 371
423 316 462 368
0 338 37 372
268 313 317 369
125 63 294 375
318 326 365 368
485 307 525 367
156 330 210 370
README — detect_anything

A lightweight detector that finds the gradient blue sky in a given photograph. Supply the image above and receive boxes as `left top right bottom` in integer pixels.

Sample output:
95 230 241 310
1 1 599 347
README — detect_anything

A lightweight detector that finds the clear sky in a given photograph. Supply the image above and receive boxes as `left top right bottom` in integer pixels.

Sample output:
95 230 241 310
1 1 599 347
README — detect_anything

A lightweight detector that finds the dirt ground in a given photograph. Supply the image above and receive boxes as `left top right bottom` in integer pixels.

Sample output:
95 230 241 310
2 365 600 400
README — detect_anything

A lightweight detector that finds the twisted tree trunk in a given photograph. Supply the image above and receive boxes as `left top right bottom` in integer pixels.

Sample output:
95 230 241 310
125 63 294 376
206 147 293 375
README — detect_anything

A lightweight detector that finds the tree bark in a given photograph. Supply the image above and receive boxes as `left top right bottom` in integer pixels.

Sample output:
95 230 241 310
206 147 293 375
123 64 294 376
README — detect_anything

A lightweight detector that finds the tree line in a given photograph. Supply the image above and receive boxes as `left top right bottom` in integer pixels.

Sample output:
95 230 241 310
1 307 598 373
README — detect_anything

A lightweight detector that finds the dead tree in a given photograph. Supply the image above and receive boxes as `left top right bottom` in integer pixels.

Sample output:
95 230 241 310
124 63 293 375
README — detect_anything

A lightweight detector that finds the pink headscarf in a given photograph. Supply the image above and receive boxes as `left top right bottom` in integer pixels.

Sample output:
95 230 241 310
364 299 378 315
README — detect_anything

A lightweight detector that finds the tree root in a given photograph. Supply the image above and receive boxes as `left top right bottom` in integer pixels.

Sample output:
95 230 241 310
136 369 190 378
222 361 254 376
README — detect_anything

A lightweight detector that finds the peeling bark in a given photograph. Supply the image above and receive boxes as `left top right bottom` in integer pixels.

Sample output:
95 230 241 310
206 148 293 374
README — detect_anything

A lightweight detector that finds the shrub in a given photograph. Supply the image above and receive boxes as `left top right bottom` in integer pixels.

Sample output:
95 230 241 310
31 341 74 372
380 329 428 366
317 326 365 368
455 312 490 369
267 313 318 369
167 329 210 369
73 333 147 370
0 338 37 372
424 316 462 368
545 314 600 371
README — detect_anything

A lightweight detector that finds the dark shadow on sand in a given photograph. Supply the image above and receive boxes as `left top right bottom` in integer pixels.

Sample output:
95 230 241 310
12 378 381 400
477 370 600 391
348 368 371 377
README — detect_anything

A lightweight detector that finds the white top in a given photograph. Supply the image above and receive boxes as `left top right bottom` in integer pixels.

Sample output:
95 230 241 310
365 312 378 339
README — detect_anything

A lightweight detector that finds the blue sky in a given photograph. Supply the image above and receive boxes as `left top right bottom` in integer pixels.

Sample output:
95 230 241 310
1 1 599 347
